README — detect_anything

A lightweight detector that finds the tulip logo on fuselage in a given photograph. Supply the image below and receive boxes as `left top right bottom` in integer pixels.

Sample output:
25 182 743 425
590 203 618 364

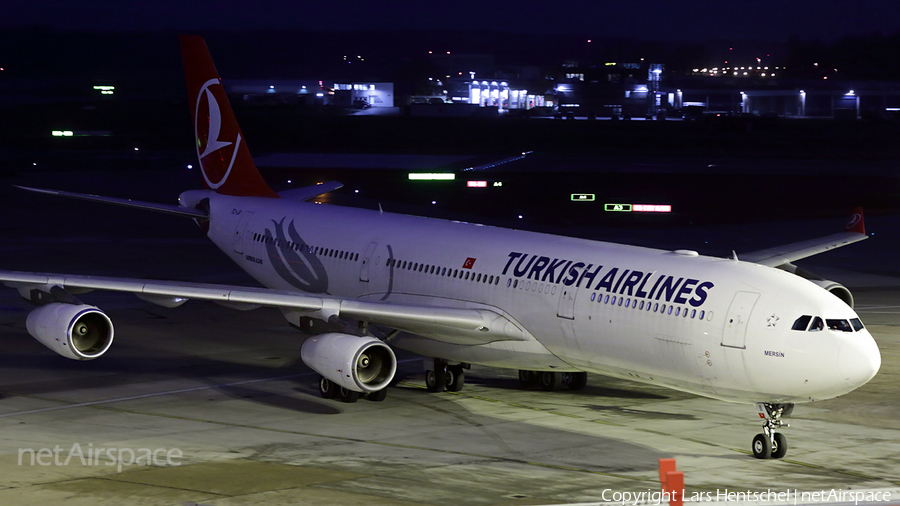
264 218 328 293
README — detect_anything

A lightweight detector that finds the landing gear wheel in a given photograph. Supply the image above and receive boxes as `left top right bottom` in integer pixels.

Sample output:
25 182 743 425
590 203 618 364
539 371 560 391
446 366 465 392
366 389 388 402
426 368 446 393
562 372 588 391
771 433 788 459
752 433 772 459
319 376 338 399
338 386 359 403
518 370 538 388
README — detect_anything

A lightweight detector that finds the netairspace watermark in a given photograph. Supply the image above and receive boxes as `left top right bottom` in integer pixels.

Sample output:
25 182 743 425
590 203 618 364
18 443 183 473
599 488 894 506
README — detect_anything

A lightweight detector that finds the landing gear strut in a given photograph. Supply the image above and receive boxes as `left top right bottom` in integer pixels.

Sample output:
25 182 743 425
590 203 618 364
317 376 387 403
425 359 467 392
518 370 587 391
752 403 792 459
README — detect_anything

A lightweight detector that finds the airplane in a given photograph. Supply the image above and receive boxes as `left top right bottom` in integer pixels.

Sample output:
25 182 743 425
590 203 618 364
0 36 880 460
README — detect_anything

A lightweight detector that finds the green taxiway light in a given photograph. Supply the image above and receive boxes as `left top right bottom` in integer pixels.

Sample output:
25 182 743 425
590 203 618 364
408 173 455 181
604 203 632 212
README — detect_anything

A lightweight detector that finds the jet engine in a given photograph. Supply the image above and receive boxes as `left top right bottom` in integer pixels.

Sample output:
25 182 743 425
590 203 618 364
26 303 114 360
807 279 854 308
300 333 396 393
779 263 854 308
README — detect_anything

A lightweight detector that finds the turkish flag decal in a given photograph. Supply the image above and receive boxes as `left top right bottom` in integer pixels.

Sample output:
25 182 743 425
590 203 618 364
462 257 476 269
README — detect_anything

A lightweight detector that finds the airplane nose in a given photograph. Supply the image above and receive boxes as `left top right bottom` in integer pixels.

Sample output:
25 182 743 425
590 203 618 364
838 334 881 388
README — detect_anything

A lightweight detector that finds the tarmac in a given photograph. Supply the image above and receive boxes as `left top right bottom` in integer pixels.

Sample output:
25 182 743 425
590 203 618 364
0 166 897 505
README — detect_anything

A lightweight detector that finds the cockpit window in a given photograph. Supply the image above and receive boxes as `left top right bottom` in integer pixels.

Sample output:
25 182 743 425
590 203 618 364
792 315 812 331
850 318 865 332
826 319 853 332
809 317 824 332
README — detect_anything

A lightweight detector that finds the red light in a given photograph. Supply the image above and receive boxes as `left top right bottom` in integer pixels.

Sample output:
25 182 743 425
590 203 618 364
467 181 487 188
633 204 671 213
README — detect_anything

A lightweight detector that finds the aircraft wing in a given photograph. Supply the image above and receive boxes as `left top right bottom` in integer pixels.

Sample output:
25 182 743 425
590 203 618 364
15 186 208 219
740 208 867 267
0 271 526 346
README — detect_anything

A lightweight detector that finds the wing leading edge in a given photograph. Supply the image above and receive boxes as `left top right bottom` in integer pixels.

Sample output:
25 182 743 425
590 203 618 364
740 208 867 267
0 271 527 346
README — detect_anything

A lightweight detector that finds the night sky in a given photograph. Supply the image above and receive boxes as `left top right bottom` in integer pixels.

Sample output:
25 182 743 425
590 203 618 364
5 0 900 41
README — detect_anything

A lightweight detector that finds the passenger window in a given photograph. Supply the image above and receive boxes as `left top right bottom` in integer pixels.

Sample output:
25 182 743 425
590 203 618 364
826 319 853 332
611 296 616 305
809 317 824 332
850 318 865 332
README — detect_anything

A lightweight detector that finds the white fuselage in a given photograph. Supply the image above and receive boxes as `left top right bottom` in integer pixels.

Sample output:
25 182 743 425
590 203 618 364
191 191 881 404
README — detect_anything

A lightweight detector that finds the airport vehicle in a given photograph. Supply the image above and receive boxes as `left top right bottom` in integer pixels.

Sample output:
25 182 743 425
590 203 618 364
0 36 880 460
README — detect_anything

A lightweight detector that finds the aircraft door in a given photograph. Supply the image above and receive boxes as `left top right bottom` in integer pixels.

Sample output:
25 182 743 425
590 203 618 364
232 211 254 254
557 286 577 320
722 291 759 349
359 242 378 282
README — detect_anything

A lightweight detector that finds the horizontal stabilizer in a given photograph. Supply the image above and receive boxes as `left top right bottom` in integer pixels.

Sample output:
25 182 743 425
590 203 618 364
15 186 208 219
277 181 343 201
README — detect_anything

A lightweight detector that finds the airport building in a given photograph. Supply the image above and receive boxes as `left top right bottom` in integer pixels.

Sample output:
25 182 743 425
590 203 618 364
226 80 394 108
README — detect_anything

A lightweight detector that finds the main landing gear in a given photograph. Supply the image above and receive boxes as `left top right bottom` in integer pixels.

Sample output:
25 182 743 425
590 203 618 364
518 370 587 391
752 403 793 459
425 358 467 393
317 376 387 403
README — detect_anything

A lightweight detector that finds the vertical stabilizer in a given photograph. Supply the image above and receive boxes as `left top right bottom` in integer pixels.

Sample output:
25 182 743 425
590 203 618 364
180 35 279 198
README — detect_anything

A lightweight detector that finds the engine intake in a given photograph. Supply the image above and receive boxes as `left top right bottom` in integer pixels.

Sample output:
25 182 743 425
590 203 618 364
300 333 396 393
26 303 114 360
808 279 854 308
779 263 855 308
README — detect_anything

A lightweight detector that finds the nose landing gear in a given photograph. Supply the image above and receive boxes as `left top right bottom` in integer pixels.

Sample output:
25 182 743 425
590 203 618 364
752 403 793 459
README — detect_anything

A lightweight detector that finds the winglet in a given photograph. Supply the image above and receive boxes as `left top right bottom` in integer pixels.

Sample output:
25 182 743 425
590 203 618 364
846 207 865 235
180 35 278 198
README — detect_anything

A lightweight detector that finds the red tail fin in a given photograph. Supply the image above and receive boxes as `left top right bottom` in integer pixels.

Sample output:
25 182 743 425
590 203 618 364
846 207 865 235
180 35 278 198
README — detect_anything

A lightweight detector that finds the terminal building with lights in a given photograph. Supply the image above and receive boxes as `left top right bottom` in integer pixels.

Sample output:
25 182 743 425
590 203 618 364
226 80 394 108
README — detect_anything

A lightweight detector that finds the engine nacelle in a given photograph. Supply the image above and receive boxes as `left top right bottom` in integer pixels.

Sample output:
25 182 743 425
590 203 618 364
779 263 855 308
300 333 396 393
808 279 854 308
26 303 114 360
